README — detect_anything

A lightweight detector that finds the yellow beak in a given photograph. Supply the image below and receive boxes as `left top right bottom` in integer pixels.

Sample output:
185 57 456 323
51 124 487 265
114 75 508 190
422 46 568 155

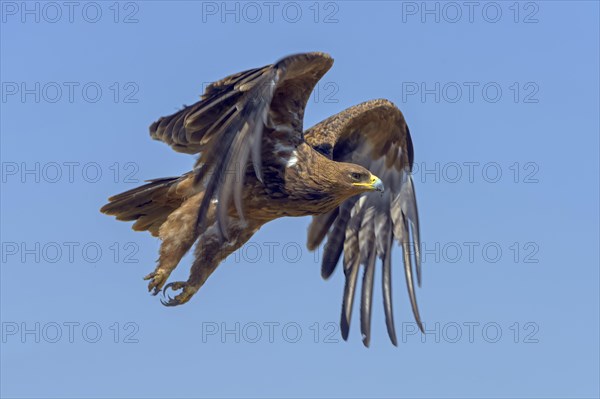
353 175 385 192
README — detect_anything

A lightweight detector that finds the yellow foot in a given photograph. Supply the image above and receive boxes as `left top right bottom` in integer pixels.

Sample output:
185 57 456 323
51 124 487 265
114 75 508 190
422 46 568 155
143 270 170 296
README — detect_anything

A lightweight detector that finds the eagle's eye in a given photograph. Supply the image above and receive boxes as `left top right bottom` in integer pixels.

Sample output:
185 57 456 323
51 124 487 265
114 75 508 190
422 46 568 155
350 172 362 181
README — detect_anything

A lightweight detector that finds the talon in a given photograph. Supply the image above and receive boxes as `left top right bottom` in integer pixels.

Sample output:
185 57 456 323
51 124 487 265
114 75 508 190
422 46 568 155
160 296 176 306
160 281 197 307
162 281 184 295
145 270 170 296
160 293 182 307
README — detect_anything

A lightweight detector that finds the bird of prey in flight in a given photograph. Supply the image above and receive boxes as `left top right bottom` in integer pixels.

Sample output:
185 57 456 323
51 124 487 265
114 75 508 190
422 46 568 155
101 52 423 346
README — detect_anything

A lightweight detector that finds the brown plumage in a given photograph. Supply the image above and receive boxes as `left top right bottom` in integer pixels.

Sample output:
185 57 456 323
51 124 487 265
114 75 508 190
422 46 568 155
100 52 423 346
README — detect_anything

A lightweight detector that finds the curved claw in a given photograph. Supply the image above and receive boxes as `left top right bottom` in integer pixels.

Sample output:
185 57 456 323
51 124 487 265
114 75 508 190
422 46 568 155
160 281 187 307
162 281 184 296
160 296 180 307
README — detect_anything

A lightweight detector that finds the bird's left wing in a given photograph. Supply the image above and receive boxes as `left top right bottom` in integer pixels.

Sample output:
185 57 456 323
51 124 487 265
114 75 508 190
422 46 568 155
149 52 333 236
304 99 422 347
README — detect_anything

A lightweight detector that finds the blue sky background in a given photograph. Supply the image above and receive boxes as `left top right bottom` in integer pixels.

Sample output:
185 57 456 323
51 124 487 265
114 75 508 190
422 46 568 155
1 1 599 398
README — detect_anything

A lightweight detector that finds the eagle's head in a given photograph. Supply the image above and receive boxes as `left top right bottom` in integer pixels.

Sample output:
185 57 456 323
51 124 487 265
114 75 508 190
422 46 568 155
325 162 384 200
344 163 384 194
288 148 384 213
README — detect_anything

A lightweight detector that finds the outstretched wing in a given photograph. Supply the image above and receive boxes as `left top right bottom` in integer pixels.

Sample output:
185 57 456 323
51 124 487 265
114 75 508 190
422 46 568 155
149 52 334 237
304 99 422 347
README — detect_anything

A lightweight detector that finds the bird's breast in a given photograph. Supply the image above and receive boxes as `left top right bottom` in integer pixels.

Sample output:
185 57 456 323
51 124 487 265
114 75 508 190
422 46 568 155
239 145 342 220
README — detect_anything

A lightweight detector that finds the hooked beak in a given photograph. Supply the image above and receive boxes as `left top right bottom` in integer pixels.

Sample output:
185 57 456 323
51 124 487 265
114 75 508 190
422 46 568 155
371 176 385 192
353 175 385 192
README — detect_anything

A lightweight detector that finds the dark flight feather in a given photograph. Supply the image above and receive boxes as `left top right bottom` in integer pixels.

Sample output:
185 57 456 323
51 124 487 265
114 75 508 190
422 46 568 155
149 53 334 237
305 99 423 346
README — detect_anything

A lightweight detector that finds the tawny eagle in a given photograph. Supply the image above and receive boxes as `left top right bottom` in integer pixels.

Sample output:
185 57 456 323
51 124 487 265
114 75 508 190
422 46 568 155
101 52 423 346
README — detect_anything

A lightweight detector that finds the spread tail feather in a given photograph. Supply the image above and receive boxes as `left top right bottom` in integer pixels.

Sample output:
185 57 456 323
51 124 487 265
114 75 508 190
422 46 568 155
100 173 193 237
